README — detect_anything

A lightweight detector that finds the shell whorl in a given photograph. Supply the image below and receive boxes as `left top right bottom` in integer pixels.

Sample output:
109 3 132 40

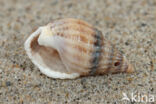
89 28 103 75
25 18 134 79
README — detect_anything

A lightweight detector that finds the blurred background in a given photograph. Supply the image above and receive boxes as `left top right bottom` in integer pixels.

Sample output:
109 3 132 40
0 0 155 103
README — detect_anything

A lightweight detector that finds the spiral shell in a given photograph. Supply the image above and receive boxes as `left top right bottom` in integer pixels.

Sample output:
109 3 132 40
24 18 134 79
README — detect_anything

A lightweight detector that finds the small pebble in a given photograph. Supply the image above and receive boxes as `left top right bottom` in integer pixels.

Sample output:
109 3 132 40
125 41 129 46
6 81 12 86
141 23 147 27
0 69 2 73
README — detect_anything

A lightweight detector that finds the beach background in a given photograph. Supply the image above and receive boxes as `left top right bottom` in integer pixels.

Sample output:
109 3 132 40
0 0 155 103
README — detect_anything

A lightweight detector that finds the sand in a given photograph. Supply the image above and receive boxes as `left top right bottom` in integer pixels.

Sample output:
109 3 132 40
0 0 155 104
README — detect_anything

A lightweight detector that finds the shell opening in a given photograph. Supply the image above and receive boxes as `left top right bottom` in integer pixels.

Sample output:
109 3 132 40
24 28 79 79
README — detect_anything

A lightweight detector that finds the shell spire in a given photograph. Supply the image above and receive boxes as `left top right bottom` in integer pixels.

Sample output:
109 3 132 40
24 18 134 79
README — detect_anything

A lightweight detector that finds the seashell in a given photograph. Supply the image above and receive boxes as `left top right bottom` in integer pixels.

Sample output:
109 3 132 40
24 18 134 79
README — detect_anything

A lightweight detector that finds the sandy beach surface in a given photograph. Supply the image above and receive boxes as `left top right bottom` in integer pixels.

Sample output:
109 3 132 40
0 0 156 103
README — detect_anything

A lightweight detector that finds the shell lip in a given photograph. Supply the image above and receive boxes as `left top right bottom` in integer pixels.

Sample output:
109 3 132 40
24 27 42 60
